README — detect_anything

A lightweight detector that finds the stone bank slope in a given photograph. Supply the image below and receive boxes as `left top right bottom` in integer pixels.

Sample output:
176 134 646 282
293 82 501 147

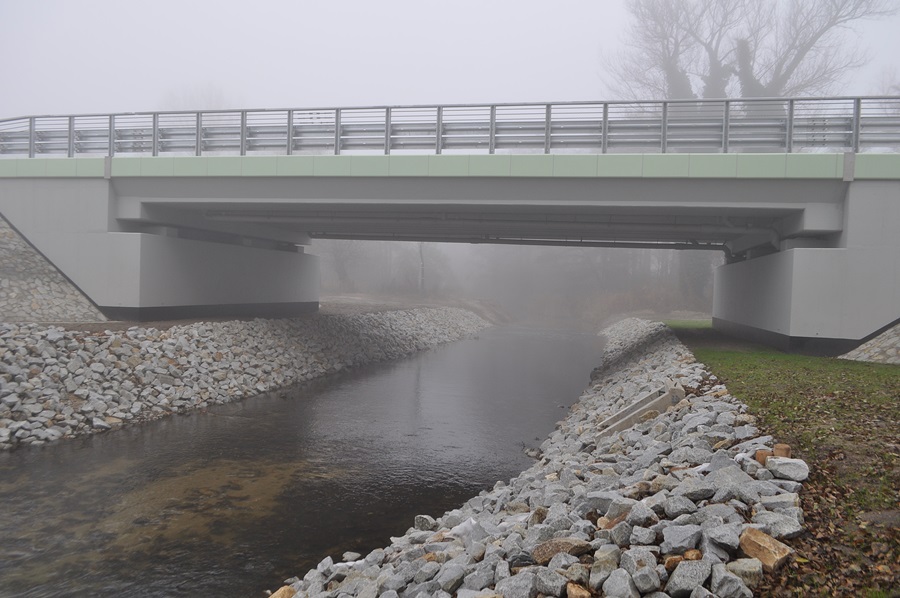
0 308 489 451
284 319 809 598
839 321 900 365
0 214 106 323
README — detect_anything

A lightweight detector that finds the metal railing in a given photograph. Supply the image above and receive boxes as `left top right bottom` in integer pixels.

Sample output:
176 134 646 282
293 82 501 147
1 96 898 159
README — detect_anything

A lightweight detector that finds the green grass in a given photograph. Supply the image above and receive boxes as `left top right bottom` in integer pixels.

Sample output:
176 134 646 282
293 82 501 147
691 344 898 510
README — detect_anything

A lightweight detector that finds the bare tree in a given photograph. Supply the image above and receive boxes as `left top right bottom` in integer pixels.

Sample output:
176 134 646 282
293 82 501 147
159 83 234 111
610 0 896 99
873 66 900 94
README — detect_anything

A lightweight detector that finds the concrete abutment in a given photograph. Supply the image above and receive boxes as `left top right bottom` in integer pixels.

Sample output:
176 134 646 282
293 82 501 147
712 180 900 354
0 178 320 321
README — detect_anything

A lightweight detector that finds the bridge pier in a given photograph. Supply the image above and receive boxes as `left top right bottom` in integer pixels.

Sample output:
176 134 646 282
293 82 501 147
712 180 900 354
0 178 319 321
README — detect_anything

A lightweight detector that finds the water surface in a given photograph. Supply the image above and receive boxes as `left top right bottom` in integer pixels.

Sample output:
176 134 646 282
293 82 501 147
0 325 603 597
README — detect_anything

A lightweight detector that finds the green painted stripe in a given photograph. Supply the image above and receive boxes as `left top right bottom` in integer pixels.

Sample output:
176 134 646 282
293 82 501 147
855 154 900 179
2 153 897 179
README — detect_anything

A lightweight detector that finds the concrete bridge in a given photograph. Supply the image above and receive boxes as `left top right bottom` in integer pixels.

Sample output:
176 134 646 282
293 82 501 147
1 96 898 352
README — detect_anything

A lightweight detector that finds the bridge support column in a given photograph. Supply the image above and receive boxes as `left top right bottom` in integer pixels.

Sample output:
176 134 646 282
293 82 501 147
713 180 900 354
0 178 319 320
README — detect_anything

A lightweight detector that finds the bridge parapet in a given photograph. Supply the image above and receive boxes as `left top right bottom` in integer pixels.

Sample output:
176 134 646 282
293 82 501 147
1 96 899 159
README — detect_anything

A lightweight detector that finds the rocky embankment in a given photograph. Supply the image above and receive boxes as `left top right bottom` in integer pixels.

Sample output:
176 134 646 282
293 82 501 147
839 321 900 365
0 215 106 323
278 319 809 598
0 308 489 450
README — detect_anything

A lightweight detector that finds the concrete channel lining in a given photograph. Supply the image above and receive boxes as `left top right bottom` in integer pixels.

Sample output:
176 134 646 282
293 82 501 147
596 379 686 438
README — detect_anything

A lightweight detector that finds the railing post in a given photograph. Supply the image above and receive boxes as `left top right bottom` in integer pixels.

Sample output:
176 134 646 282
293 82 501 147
334 108 341 155
28 117 35 158
601 103 609 154
851 97 862 153
722 100 730 154
152 113 159 156
786 99 795 153
544 104 552 154
489 105 496 154
196 113 203 157
435 106 443 155
661 101 668 153
286 110 294 155
239 111 247 156
108 115 115 157
67 116 75 158
384 107 391 155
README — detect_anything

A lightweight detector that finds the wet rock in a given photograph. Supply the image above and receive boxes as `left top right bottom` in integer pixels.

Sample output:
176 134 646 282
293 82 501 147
507 552 537 569
531 537 591 565
665 560 711 597
602 568 640 598
702 522 741 551
663 495 698 519
620 547 657 575
533 567 568 596
660 525 702 555
609 521 634 547
413 514 437 531
462 561 495 590
633 565 662 593
630 526 657 545
494 571 537 597
671 477 716 502
434 563 466 593
589 544 620 589
626 501 659 527
90 417 111 430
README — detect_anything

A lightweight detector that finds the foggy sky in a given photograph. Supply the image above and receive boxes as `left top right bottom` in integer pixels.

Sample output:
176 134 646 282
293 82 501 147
2 0 899 120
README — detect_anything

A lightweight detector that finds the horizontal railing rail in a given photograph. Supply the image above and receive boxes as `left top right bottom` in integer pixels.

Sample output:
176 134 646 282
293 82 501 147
1 96 898 159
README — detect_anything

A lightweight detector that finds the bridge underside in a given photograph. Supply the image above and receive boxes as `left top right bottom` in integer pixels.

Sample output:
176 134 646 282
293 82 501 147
108 175 845 252
0 153 898 354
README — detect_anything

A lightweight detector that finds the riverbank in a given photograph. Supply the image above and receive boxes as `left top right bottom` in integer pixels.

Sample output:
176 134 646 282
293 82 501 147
0 307 489 451
278 318 811 598
674 324 899 596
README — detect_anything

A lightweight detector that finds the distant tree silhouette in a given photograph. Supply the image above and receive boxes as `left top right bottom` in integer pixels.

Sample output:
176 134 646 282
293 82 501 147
610 0 896 99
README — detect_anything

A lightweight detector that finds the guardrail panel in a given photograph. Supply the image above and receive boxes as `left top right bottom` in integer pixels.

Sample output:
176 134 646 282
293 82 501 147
1 97 898 159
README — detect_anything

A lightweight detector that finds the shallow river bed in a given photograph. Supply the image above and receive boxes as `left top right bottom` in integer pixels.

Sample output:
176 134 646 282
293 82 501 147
0 325 603 597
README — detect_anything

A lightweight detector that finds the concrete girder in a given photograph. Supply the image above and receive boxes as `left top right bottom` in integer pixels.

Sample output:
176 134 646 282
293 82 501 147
775 203 845 239
115 200 311 245
725 231 780 256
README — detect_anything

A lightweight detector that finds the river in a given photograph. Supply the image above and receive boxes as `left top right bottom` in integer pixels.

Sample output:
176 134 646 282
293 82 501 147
0 325 604 597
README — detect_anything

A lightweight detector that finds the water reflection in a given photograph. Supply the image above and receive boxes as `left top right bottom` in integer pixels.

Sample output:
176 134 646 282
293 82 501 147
0 325 603 597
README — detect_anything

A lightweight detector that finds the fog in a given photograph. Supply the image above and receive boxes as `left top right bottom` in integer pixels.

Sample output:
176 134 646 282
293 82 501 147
1 0 898 118
314 239 722 325
2 1 898 323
